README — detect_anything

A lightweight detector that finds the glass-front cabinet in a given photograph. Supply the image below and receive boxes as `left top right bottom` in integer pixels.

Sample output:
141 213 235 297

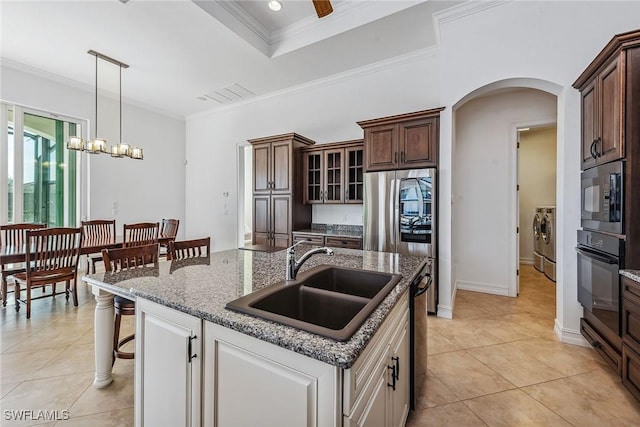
303 140 363 205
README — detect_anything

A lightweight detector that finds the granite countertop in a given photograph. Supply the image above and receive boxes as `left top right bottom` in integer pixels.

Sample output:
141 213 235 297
293 229 363 239
83 246 426 369
620 269 640 282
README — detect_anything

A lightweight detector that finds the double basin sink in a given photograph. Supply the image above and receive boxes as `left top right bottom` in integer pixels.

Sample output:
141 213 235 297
226 265 402 341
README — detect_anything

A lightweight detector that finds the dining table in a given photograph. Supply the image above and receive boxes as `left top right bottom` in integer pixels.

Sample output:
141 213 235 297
0 234 175 307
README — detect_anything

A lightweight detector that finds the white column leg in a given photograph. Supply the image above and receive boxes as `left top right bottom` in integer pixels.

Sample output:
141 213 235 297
92 286 115 388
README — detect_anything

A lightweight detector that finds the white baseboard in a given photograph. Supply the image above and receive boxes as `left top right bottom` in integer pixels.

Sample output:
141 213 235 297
437 305 453 319
519 258 534 265
554 319 590 347
456 280 510 296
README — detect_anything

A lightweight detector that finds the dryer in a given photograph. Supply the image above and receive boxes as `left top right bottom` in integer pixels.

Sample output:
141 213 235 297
532 207 545 272
541 206 556 282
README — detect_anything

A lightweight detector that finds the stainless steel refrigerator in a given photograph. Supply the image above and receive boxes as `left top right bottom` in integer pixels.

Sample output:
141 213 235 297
363 168 437 312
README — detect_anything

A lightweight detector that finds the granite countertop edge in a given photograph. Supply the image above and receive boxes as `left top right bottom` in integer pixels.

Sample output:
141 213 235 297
620 269 640 282
131 275 412 369
84 248 425 369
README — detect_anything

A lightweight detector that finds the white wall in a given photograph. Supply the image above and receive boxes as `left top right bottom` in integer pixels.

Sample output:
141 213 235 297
437 0 640 342
453 89 556 296
519 127 557 263
185 50 440 251
1 64 186 236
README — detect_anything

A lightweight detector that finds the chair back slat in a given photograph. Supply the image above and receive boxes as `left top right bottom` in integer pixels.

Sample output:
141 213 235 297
160 219 180 239
102 244 159 272
1 223 47 248
81 220 116 243
25 228 82 277
123 222 159 248
169 237 211 260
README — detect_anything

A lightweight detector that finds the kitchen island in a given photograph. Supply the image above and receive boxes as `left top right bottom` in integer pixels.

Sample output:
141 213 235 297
83 246 426 427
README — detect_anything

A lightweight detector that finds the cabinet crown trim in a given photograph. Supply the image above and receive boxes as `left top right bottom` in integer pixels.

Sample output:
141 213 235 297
301 139 363 152
357 107 445 128
248 132 316 146
573 29 640 89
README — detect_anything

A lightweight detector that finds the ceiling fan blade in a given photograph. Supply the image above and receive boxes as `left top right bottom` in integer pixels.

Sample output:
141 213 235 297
312 0 333 18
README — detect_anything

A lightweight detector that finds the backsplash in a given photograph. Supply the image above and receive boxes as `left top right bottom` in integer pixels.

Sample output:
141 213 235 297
312 204 363 225
311 223 363 234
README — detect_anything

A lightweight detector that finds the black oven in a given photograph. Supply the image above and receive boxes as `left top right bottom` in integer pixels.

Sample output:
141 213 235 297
576 230 623 335
581 160 623 234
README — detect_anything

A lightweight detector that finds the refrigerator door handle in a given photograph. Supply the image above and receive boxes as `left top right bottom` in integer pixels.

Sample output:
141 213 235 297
393 176 400 252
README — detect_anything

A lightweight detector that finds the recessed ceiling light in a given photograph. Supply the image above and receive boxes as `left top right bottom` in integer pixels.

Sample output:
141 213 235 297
268 1 282 12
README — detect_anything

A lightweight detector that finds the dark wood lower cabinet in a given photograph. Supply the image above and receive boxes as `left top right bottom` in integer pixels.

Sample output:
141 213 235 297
623 343 640 401
580 317 622 374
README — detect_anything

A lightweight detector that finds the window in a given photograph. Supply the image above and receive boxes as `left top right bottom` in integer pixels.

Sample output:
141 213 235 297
1 104 85 226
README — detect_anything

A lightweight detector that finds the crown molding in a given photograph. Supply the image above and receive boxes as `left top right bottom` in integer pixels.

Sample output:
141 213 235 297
194 0 426 58
432 0 510 44
0 58 183 121
187 45 439 122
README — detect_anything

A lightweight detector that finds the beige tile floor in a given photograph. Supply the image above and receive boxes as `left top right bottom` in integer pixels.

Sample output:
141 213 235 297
407 265 640 426
2 265 640 426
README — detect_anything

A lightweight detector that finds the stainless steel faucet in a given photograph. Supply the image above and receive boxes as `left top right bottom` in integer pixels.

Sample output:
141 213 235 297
285 240 334 280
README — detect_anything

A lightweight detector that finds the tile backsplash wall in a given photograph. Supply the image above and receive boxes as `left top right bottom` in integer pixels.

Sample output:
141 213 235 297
312 204 363 226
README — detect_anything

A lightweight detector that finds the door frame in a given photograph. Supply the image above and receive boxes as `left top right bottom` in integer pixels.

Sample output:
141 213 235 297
510 118 557 297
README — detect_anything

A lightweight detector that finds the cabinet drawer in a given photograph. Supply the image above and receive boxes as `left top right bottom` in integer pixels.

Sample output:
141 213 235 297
581 318 621 374
291 233 324 246
325 236 362 249
623 294 640 355
623 277 640 304
622 343 640 401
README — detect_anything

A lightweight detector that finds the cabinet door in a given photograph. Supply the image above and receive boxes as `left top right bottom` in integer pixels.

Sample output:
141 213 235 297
580 79 598 170
304 151 324 204
598 56 624 165
622 343 640 401
398 118 438 169
253 142 271 194
344 364 390 427
253 195 271 245
365 124 398 172
623 278 640 354
272 140 293 194
324 149 345 203
135 299 201 427
346 146 364 203
389 320 410 427
272 195 292 247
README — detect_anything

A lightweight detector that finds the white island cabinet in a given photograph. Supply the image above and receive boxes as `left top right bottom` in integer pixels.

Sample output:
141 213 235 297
135 291 409 427
135 299 202 427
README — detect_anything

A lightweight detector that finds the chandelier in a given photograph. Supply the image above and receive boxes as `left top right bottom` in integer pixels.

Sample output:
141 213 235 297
67 50 143 160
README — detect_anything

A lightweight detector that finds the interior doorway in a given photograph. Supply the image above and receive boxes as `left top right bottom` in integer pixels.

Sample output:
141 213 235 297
517 124 557 296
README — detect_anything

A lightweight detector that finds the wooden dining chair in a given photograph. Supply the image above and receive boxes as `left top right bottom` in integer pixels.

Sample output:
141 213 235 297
12 227 82 319
123 222 159 248
1 223 47 308
168 237 210 260
102 243 159 364
81 219 116 274
159 218 179 258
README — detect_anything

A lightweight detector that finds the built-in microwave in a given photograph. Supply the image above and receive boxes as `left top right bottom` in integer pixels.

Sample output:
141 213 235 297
581 160 623 234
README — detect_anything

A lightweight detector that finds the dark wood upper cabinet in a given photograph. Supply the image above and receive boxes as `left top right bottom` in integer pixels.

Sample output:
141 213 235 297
249 133 314 247
574 37 628 170
302 140 363 205
358 108 444 172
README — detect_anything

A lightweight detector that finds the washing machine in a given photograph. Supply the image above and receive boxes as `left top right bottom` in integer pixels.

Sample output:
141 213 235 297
541 206 556 282
532 207 545 272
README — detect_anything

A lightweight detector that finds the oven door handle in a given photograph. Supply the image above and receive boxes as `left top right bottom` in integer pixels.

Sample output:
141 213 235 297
576 247 618 264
